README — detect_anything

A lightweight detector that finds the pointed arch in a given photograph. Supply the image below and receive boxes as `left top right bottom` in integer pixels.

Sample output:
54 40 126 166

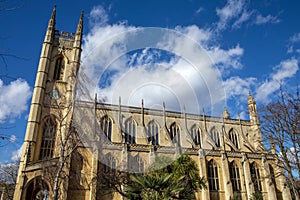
250 162 262 192
100 115 113 142
39 116 57 160
103 153 117 174
210 127 220 147
25 177 50 200
228 129 239 149
128 154 144 173
53 56 65 81
207 159 219 191
125 117 136 144
169 122 180 146
190 124 201 146
147 120 159 145
229 161 241 192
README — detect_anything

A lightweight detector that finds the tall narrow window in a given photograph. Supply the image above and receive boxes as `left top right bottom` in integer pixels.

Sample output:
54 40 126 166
207 159 219 191
250 162 262 192
53 57 65 80
148 120 159 145
100 115 112 142
169 122 180 145
125 118 136 144
39 117 56 160
191 125 201 146
269 164 278 190
129 155 144 173
229 129 239 149
229 161 241 192
211 127 220 147
103 153 116 174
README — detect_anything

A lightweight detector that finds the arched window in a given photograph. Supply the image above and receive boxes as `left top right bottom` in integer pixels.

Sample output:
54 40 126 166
211 127 220 147
229 161 241 192
125 118 136 144
207 159 219 191
103 153 116 174
53 57 65 80
191 125 201 146
39 117 56 160
100 115 112 142
169 122 180 145
148 120 159 145
250 162 262 192
229 129 239 149
128 155 144 173
269 164 278 190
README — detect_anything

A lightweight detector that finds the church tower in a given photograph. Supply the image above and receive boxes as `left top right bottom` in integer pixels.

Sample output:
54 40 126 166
14 7 83 200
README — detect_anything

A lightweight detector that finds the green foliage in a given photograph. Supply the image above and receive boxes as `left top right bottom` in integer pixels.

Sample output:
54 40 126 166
125 155 206 200
250 191 263 200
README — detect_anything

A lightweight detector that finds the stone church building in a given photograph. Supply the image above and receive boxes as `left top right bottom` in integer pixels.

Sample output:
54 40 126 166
14 7 291 200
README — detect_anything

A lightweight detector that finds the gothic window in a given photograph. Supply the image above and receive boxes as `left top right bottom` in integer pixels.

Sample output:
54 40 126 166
191 124 201 146
211 127 220 147
39 117 56 160
269 164 278 190
229 161 241 192
129 155 144 173
125 118 136 144
229 129 239 149
207 159 219 191
147 120 159 145
250 162 262 192
103 153 116 174
169 122 180 145
53 57 65 80
100 115 112 142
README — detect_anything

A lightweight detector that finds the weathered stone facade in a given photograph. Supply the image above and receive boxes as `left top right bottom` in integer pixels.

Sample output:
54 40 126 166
14 7 291 200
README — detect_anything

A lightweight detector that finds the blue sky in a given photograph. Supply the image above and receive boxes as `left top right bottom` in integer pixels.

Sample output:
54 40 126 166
0 0 299 162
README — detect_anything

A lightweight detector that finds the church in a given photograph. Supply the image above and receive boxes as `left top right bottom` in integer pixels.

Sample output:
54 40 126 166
13 7 292 200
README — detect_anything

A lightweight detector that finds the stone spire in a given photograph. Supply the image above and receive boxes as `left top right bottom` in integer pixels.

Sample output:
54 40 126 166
74 10 84 48
248 91 259 124
44 5 56 43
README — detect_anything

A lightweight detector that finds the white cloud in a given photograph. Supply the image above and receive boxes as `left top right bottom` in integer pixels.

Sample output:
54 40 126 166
207 44 244 70
11 145 23 162
289 33 300 43
195 7 203 15
9 135 16 143
254 14 280 25
0 79 31 123
256 58 299 102
223 76 256 98
232 10 253 28
216 0 246 30
88 5 109 27
79 6 252 116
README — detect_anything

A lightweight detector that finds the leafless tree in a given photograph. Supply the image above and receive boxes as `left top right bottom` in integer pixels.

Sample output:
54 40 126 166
0 159 19 200
260 87 300 199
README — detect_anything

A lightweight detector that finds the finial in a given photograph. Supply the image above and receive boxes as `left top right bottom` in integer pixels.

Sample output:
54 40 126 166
223 106 230 119
48 5 56 28
142 99 144 108
94 93 97 102
163 102 165 110
119 96 121 105
76 10 84 34
51 5 56 20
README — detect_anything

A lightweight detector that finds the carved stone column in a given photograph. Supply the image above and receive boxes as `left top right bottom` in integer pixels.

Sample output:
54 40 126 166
242 153 253 199
90 148 98 200
261 156 276 200
221 152 232 200
199 149 210 200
